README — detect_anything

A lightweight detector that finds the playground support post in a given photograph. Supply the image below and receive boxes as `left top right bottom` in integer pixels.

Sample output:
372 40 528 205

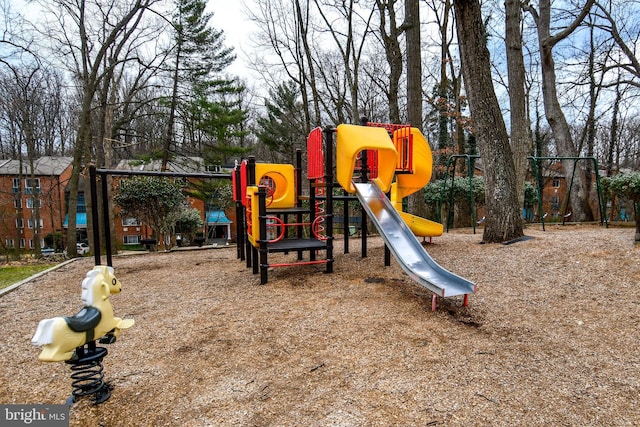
358 117 370 258
343 189 351 254
234 166 245 261
323 126 335 273
89 165 103 266
258 186 269 285
246 157 257 269
100 171 113 266
295 150 304 258
528 156 608 231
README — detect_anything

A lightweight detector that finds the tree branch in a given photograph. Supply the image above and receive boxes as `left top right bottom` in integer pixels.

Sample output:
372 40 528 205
546 0 595 48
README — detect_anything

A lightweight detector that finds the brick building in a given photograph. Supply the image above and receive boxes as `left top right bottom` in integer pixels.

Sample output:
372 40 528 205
0 156 235 255
0 157 73 252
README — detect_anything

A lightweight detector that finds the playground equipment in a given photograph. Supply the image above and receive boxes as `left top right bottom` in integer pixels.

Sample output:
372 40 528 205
236 122 475 307
31 165 231 404
234 150 334 285
388 126 444 241
232 121 474 307
335 123 443 241
528 156 607 230
32 266 134 362
31 265 134 403
336 123 476 309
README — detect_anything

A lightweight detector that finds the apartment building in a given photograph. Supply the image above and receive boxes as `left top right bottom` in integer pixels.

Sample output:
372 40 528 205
0 156 235 253
0 157 73 252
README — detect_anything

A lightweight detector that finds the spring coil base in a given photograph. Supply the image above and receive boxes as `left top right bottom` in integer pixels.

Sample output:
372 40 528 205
65 343 112 405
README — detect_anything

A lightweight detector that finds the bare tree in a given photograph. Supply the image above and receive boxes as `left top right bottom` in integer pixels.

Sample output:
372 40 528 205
431 0 459 151
404 0 421 129
293 0 322 128
404 0 427 218
248 0 321 129
524 0 596 222
313 0 376 122
0 64 71 256
423 0 467 167
374 0 403 123
505 0 533 211
453 0 523 243
593 1 640 87
38 0 161 256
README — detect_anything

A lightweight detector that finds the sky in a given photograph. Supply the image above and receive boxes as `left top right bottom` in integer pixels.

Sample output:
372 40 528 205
208 1 254 79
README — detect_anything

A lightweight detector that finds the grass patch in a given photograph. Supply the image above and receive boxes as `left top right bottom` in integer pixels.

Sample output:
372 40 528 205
0 265 56 291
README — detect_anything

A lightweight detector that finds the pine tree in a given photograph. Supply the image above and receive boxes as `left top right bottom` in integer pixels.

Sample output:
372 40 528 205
162 0 244 169
256 82 308 164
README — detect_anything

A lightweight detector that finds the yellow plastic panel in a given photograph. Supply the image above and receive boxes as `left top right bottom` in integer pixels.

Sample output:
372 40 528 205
336 124 397 193
246 185 259 246
255 163 295 209
399 211 444 238
391 182 443 237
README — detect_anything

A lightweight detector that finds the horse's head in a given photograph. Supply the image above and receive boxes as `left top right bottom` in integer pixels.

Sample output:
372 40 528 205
81 266 121 306
103 266 122 295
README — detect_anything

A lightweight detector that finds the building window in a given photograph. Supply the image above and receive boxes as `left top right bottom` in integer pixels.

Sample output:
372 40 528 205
550 196 560 211
13 199 22 208
552 179 561 188
19 238 25 249
5 239 14 248
122 217 141 226
27 239 45 249
77 193 86 213
27 219 44 229
15 219 24 229
26 198 42 209
123 235 141 244
12 178 20 193
25 178 41 195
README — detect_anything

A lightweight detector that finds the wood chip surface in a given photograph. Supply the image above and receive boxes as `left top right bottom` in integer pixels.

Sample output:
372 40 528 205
1 224 638 426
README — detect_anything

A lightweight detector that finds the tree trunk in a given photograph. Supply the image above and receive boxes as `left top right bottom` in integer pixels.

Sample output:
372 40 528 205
607 77 622 175
66 90 94 259
438 0 452 150
294 0 322 128
453 0 523 243
404 0 427 218
505 0 531 214
162 40 181 171
405 0 421 129
376 0 402 123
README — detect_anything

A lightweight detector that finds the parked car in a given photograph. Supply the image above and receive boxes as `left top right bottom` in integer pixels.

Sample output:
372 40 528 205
76 243 90 255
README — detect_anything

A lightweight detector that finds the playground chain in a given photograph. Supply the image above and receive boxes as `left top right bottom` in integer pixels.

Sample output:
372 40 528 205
0 224 639 426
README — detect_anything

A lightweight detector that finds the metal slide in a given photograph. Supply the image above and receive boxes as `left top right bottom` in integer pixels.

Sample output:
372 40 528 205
354 182 476 298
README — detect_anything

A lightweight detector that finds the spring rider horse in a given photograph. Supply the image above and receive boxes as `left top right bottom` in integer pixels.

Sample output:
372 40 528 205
32 265 134 404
